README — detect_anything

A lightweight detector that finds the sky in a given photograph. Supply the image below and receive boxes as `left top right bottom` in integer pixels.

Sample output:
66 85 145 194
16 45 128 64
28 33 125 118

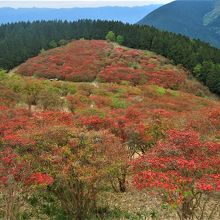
0 1 173 8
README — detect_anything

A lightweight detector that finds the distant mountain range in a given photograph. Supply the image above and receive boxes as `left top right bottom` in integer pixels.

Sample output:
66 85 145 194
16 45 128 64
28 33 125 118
0 5 161 24
138 0 220 48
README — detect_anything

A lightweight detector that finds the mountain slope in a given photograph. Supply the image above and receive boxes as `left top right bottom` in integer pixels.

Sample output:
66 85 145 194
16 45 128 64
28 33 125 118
16 40 187 89
0 39 220 219
16 39 212 97
138 0 220 48
0 5 161 24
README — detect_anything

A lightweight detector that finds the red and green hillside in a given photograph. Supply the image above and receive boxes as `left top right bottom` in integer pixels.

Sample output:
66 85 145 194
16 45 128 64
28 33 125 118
17 40 187 89
1 40 220 219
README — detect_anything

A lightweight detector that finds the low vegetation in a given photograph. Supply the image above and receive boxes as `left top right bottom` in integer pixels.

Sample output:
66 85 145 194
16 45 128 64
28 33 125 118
17 40 187 90
0 40 219 219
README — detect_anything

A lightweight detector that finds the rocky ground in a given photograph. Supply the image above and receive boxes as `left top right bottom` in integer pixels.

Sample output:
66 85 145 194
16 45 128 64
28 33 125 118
99 190 220 220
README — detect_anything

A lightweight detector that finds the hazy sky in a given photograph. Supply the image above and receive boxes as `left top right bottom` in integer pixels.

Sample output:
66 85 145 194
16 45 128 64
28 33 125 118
0 1 173 8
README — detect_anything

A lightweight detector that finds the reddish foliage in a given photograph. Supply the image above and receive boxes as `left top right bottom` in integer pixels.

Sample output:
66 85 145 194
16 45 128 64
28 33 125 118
78 115 113 130
26 173 54 186
0 148 53 188
132 130 220 204
17 40 187 89
98 66 147 85
17 40 112 82
146 70 186 89
208 109 220 128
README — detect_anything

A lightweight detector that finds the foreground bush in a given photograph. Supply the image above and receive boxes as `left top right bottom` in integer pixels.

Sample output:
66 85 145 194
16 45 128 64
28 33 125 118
0 148 53 219
132 130 220 219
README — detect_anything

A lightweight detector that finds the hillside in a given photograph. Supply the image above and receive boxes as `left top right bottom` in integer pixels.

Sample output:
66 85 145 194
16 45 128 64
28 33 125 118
138 0 220 48
1 20 220 96
0 37 220 218
0 5 161 24
16 40 190 90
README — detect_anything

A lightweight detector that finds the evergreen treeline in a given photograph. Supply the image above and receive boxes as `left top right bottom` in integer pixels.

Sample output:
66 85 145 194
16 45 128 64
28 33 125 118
1 20 220 94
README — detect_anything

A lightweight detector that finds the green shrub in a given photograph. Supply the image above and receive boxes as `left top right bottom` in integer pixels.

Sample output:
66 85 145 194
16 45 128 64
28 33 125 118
106 31 116 42
155 86 166 95
112 98 127 109
0 69 7 80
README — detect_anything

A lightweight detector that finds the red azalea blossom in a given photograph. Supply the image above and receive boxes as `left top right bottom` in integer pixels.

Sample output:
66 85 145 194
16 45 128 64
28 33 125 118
132 129 220 203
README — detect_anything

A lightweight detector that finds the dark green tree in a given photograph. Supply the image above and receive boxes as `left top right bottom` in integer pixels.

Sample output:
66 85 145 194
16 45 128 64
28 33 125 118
49 40 57 48
116 35 124 45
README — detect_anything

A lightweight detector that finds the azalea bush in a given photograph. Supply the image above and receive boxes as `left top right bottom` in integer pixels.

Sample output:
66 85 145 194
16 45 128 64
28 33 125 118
26 125 128 218
0 148 53 220
132 130 220 219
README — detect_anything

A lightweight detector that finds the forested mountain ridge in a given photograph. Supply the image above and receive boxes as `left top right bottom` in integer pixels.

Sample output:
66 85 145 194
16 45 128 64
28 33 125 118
1 20 220 95
0 5 161 24
138 0 220 48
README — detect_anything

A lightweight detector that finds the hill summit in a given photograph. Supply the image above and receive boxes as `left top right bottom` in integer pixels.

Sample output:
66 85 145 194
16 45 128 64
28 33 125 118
17 39 188 90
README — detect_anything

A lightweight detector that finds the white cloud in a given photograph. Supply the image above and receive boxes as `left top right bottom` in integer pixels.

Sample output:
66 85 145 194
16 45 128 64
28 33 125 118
0 1 174 8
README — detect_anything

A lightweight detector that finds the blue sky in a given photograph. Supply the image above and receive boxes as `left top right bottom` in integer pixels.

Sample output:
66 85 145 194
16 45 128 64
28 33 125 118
0 1 173 8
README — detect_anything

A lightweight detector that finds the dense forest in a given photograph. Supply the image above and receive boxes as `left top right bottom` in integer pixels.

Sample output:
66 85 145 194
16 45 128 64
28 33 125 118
138 0 220 48
1 20 220 94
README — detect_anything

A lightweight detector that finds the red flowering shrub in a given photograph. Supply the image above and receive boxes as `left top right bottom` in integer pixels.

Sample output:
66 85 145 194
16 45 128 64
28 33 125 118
0 147 53 219
78 115 112 130
90 94 112 108
26 173 54 186
208 109 220 129
132 130 220 219
0 148 53 187
98 66 147 85
30 125 129 218
0 103 130 218
146 70 186 89
152 108 173 118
